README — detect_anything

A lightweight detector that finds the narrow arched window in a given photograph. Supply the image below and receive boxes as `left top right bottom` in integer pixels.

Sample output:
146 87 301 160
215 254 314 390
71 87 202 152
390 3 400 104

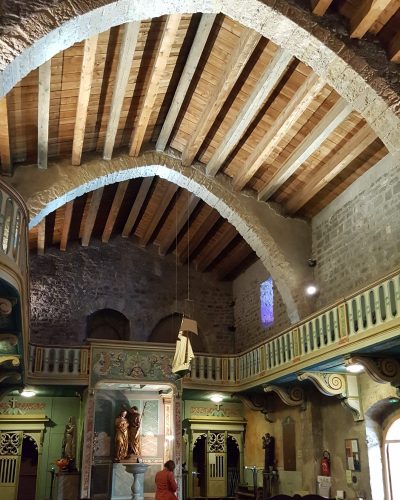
260 277 274 327
384 414 400 500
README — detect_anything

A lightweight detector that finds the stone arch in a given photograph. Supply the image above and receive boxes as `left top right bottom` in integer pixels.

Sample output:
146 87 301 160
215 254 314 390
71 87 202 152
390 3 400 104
87 308 130 341
15 151 311 323
0 0 398 152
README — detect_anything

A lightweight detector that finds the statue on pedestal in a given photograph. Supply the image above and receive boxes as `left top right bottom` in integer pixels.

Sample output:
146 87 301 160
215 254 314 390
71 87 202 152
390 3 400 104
62 416 76 461
114 410 129 462
127 403 147 459
262 433 275 471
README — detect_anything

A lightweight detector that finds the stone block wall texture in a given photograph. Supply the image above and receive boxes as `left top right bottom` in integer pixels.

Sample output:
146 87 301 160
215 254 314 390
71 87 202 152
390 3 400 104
30 236 235 354
313 153 400 308
233 260 290 352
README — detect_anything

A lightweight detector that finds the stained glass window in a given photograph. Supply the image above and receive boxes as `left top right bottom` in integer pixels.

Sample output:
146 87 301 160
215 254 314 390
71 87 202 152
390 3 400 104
260 277 274 327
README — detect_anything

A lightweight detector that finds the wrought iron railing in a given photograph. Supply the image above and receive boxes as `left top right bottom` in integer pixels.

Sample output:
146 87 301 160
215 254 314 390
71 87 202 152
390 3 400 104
27 269 400 388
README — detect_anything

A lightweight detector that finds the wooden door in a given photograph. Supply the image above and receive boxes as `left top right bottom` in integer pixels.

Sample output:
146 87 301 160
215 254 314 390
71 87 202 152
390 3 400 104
0 430 23 500
206 431 227 497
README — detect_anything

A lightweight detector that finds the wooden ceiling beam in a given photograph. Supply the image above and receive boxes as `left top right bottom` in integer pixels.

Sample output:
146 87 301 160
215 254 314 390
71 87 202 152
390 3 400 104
350 0 394 38
129 15 182 157
159 193 200 256
72 34 99 166
37 219 45 255
103 22 141 160
102 180 129 243
286 124 377 214
139 183 178 247
0 96 12 176
196 223 238 272
178 205 220 265
388 31 400 63
310 0 334 16
181 28 261 167
37 59 51 169
81 188 104 247
258 98 352 201
60 200 74 251
216 240 255 281
122 177 153 238
206 47 292 177
156 13 217 152
233 72 325 191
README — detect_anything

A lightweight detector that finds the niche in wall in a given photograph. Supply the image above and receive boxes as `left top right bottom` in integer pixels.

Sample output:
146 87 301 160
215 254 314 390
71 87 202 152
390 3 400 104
87 309 130 341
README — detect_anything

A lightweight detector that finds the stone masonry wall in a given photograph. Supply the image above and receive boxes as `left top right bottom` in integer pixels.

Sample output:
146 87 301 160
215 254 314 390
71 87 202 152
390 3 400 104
30 236 236 354
233 260 290 352
313 153 400 308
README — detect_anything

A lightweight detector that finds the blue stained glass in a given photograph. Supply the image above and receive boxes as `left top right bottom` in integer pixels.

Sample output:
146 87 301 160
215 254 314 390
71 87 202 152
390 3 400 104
260 277 274 327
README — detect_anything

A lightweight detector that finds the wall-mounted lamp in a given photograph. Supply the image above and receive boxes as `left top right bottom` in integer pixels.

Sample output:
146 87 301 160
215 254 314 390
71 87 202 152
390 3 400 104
20 387 37 397
210 394 223 403
346 363 364 374
305 284 318 296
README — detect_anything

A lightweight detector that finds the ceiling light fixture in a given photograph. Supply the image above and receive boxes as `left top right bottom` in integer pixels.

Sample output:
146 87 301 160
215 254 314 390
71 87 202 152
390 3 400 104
21 387 37 397
346 363 364 374
210 394 223 403
305 284 318 296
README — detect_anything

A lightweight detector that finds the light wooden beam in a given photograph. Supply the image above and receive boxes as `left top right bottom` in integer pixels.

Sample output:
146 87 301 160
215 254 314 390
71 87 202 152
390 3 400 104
0 96 12 176
181 28 261 167
388 31 400 63
129 15 182 157
102 181 129 243
122 177 153 238
72 34 99 166
258 99 352 201
159 193 200 256
60 200 74 251
178 205 220 265
37 219 46 255
156 14 217 151
233 72 325 191
310 0 334 16
38 59 52 169
350 0 394 38
103 22 141 160
196 223 237 272
206 47 292 177
81 188 104 247
286 124 377 214
139 183 178 246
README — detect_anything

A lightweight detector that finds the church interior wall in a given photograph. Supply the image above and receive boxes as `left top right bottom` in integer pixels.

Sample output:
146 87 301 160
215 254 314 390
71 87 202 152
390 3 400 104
233 260 291 352
313 153 400 308
29 236 235 353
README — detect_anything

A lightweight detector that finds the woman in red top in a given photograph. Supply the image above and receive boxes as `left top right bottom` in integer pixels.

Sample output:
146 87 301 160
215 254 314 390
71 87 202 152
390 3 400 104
155 460 177 500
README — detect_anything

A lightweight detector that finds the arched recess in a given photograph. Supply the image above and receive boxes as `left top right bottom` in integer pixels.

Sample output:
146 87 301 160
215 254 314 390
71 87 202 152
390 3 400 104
0 0 399 152
87 308 130 341
13 151 312 323
149 313 206 352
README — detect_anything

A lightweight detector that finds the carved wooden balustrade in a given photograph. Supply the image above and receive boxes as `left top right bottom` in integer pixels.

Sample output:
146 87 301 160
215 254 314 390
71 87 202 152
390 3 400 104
26 268 400 388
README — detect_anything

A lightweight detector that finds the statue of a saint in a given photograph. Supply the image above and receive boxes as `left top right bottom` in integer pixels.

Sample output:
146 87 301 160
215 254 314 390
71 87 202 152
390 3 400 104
114 410 129 461
62 416 76 460
262 433 275 470
127 404 146 458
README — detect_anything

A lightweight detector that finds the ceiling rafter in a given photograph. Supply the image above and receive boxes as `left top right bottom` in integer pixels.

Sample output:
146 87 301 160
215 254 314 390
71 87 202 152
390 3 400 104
102 180 129 243
72 34 99 166
310 0 334 16
216 240 255 281
206 47 292 177
233 72 325 191
129 15 182 157
37 219 46 256
350 0 394 38
196 223 238 272
388 31 400 63
181 27 261 166
0 96 12 176
139 183 179 247
37 59 51 169
81 188 104 247
103 22 141 161
258 98 352 201
178 205 220 265
286 123 377 214
158 192 200 256
122 177 154 238
60 201 74 251
156 13 217 152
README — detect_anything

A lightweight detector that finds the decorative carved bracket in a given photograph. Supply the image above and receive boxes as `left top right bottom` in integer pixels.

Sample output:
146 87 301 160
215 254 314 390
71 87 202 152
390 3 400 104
346 356 400 389
297 372 363 421
233 393 275 422
0 334 18 346
0 355 20 368
0 298 14 316
263 385 306 410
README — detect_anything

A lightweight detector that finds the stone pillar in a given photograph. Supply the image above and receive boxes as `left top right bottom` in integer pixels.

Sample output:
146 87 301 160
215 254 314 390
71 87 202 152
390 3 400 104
80 390 96 499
